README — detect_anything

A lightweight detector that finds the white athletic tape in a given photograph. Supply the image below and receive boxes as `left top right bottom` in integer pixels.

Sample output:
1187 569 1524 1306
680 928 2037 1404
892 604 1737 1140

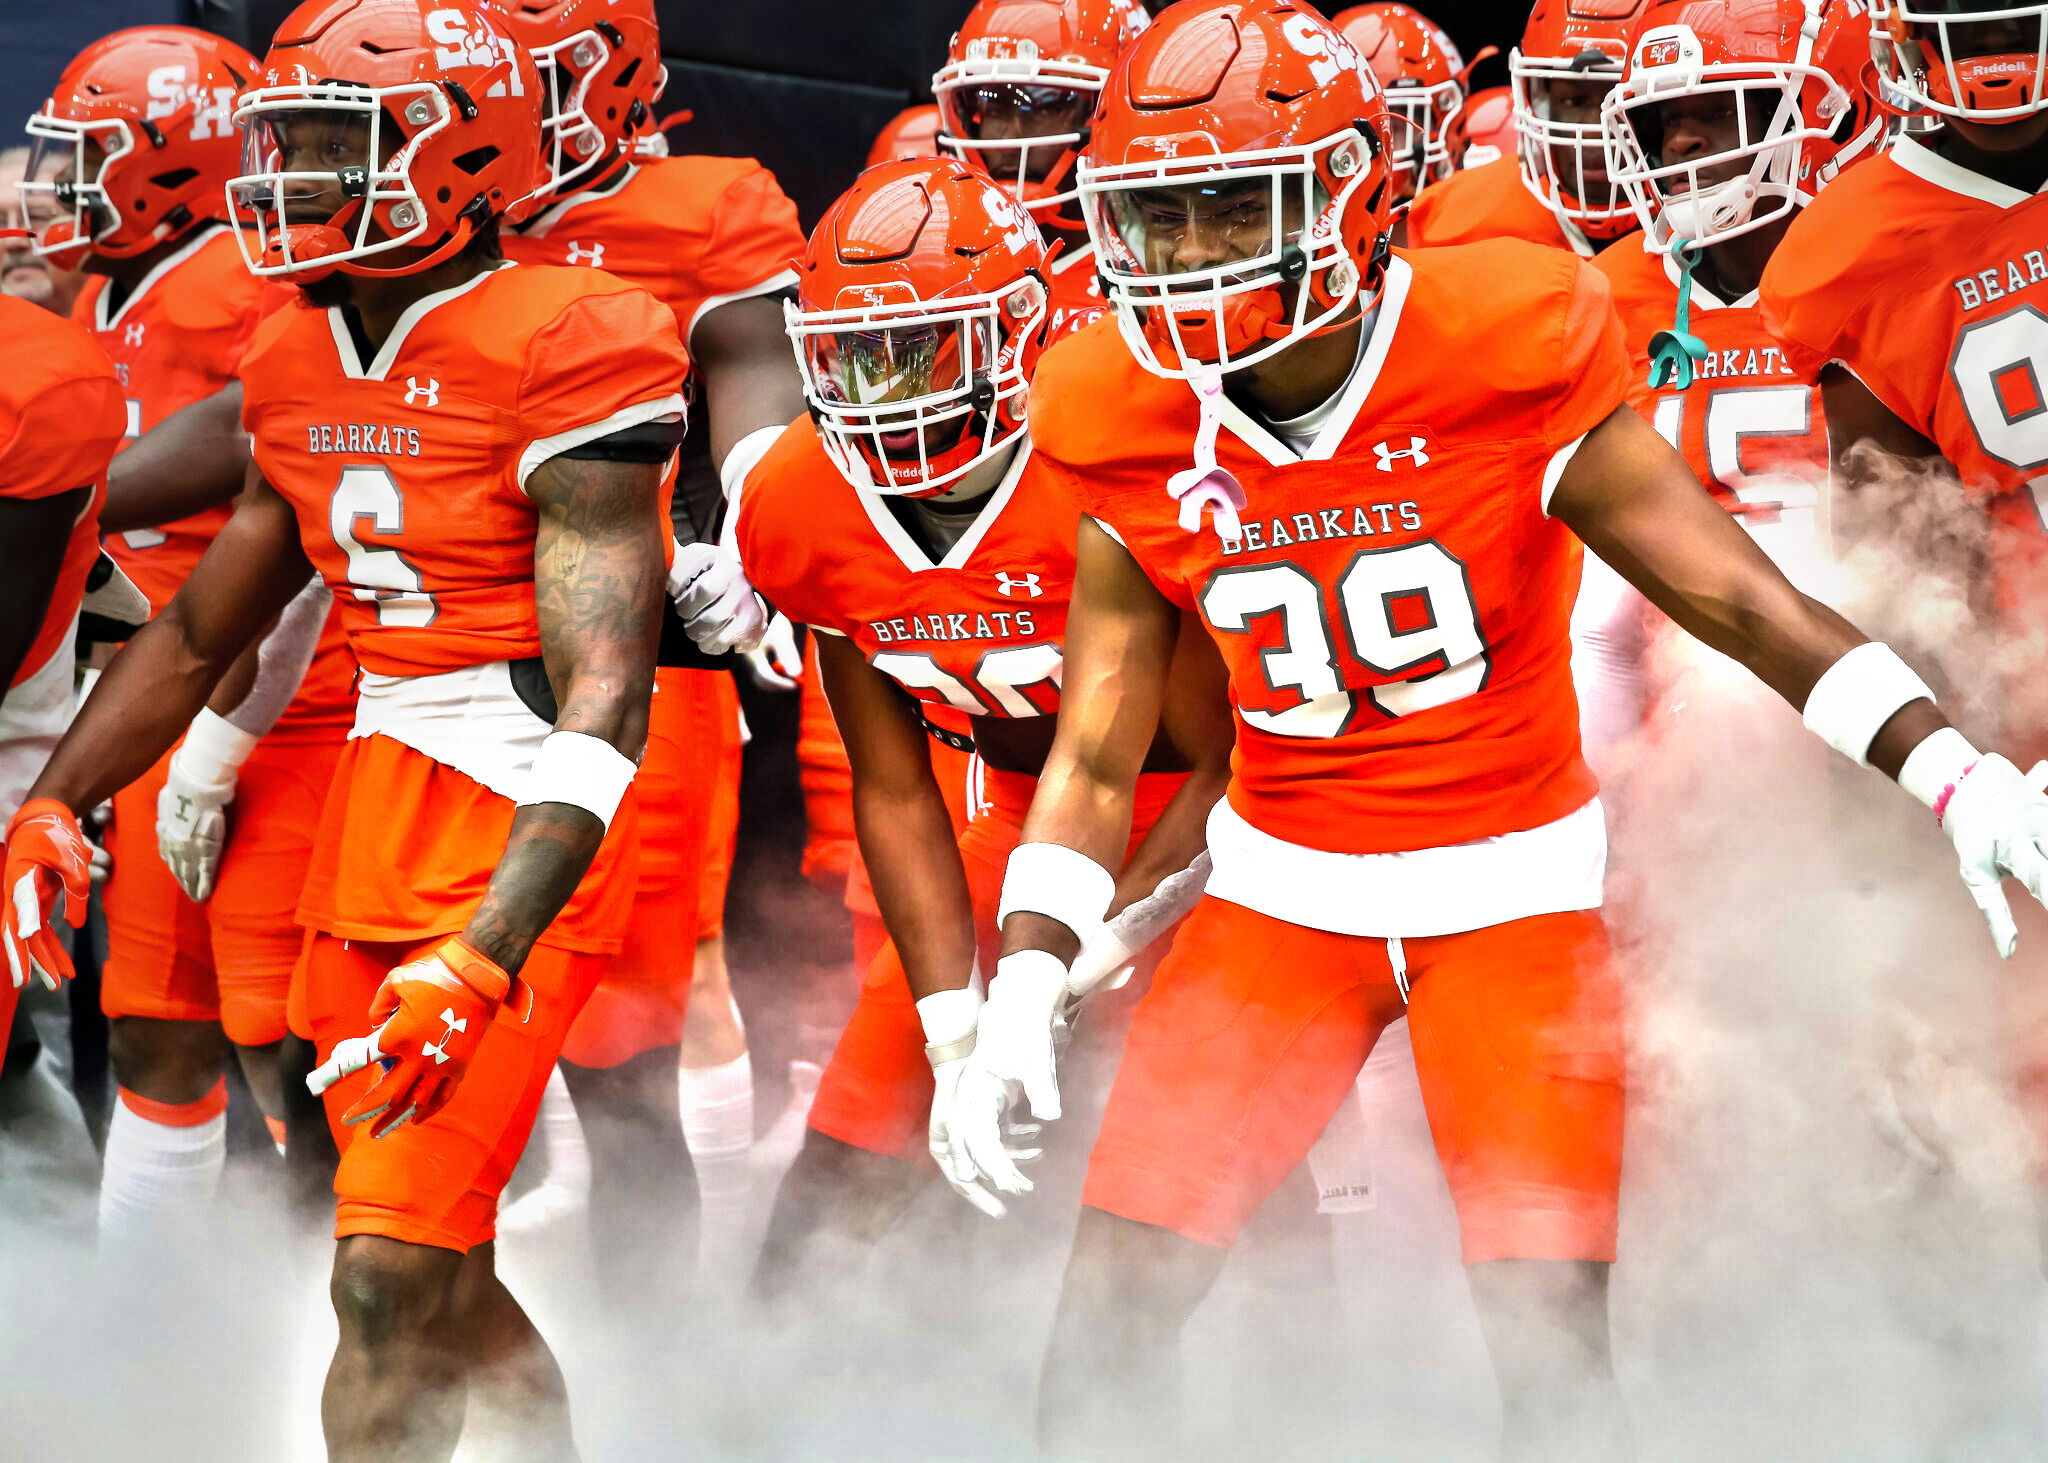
997 842 1116 944
516 731 638 829
1801 642 1936 767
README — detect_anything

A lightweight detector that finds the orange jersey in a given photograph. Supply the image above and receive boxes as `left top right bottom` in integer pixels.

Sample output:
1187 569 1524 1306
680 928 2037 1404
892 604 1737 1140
0 296 125 687
1761 136 2048 539
75 227 277 613
1031 243 1629 854
240 263 689 679
504 156 803 350
737 420 1077 722
1405 156 1582 254
1597 238 1825 523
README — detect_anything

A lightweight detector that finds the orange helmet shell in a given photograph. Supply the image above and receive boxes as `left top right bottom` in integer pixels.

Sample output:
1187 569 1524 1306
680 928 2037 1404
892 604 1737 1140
497 0 665 197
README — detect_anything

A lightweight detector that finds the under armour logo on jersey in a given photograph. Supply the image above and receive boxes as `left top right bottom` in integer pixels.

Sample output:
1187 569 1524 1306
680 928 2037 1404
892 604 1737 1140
564 240 605 267
1373 436 1431 472
404 377 441 408
122 321 146 348
422 1008 467 1065
995 571 1043 598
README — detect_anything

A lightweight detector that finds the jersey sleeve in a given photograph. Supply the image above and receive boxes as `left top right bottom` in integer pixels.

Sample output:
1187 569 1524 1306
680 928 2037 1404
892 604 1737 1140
674 163 804 346
516 286 693 486
0 375 126 501
733 422 836 632
1545 259 1632 451
1757 209 1875 386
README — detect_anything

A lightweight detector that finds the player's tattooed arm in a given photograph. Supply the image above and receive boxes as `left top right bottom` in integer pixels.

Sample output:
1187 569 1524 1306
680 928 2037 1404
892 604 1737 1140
1550 403 1948 779
0 487 90 695
1002 517 1182 963
815 630 979 1000
101 381 247 534
458 452 665 975
26 465 314 813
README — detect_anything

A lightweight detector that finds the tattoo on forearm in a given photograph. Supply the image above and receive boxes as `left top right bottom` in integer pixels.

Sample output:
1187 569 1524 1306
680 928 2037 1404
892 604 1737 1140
462 805 605 974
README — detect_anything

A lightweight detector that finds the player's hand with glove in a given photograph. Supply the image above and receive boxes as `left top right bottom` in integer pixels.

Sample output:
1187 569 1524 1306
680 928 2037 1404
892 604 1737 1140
156 709 259 902
1912 733 2048 958
742 611 803 692
946 950 1072 1201
919 986 1038 1218
2 799 93 990
669 541 769 655
306 937 522 1139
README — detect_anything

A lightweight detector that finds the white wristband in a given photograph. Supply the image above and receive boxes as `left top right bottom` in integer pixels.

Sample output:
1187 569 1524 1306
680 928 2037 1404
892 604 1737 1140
517 731 638 829
1801 642 1935 767
917 986 982 1068
171 708 261 793
1897 726 1980 814
998 842 1117 943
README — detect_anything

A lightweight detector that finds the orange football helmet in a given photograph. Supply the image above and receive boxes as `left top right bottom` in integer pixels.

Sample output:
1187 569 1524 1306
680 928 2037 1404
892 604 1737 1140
869 104 943 166
933 0 1151 231
19 27 256 268
228 0 545 281
1462 84 1514 163
1332 4 1492 200
497 0 666 198
1079 0 1396 378
788 159 1051 496
1871 0 2048 121
1604 0 1884 251
1511 0 1650 237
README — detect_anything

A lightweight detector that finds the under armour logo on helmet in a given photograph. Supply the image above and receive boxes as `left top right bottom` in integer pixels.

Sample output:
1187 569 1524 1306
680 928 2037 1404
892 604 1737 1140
422 1007 467 1065
404 377 441 408
564 240 605 267
1373 436 1430 472
994 571 1043 598
123 321 146 348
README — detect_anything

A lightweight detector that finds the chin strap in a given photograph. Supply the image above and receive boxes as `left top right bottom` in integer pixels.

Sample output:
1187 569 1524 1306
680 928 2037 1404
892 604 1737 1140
1647 240 1711 391
1166 366 1247 550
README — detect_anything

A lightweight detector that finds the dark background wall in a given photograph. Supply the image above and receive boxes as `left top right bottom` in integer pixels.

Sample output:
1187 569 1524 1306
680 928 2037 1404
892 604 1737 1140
6 0 1529 225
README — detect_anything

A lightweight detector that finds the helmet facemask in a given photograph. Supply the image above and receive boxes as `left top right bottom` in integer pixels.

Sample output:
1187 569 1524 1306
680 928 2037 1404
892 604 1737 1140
1383 78 1466 198
17 117 134 266
230 84 460 280
528 23 664 198
1513 47 1636 233
935 50 1110 228
1080 130 1379 380
1871 0 2048 122
787 275 1047 497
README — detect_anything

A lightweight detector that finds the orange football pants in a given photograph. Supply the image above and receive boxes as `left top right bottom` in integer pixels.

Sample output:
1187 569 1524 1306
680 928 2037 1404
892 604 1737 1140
1084 899 1624 1262
808 765 1186 1159
300 930 606 1252
100 730 343 1047
561 667 742 1068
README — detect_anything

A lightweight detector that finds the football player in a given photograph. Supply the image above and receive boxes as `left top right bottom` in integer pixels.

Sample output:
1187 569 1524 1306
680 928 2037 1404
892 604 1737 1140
0 291 126 1076
1334 3 1493 207
16 25 359 1248
934 0 1152 336
1576 0 1883 755
739 158 1228 1296
495 0 804 1305
3 1 689 1454
939 3 2048 1456
1406 0 1647 254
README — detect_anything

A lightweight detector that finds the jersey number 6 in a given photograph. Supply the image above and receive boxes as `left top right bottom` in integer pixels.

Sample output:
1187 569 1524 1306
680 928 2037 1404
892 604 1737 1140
330 464 439 628
1198 540 1490 738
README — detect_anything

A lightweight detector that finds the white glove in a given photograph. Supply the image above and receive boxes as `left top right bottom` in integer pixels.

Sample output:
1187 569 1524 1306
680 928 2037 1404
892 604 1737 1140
156 709 258 902
946 950 1071 1200
1065 851 1211 1001
1938 751 2048 958
742 612 803 692
918 986 1036 1218
669 541 769 655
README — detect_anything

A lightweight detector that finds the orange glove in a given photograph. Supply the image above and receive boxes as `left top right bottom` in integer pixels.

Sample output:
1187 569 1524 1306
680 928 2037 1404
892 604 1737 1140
3 800 92 991
305 937 519 1139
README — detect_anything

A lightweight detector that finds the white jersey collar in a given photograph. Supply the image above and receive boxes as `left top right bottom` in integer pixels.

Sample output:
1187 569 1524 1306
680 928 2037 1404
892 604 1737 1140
95 225 226 333
327 262 511 381
1889 133 2041 211
854 434 1034 575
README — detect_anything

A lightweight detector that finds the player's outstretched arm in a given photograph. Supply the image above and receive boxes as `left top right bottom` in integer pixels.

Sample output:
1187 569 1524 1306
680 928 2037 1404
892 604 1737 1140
944 519 1182 1200
101 382 246 535
1550 403 2048 955
460 453 666 977
4 470 311 988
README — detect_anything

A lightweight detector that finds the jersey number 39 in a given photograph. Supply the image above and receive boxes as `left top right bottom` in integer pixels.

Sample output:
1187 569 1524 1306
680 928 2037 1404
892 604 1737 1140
1199 540 1489 738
